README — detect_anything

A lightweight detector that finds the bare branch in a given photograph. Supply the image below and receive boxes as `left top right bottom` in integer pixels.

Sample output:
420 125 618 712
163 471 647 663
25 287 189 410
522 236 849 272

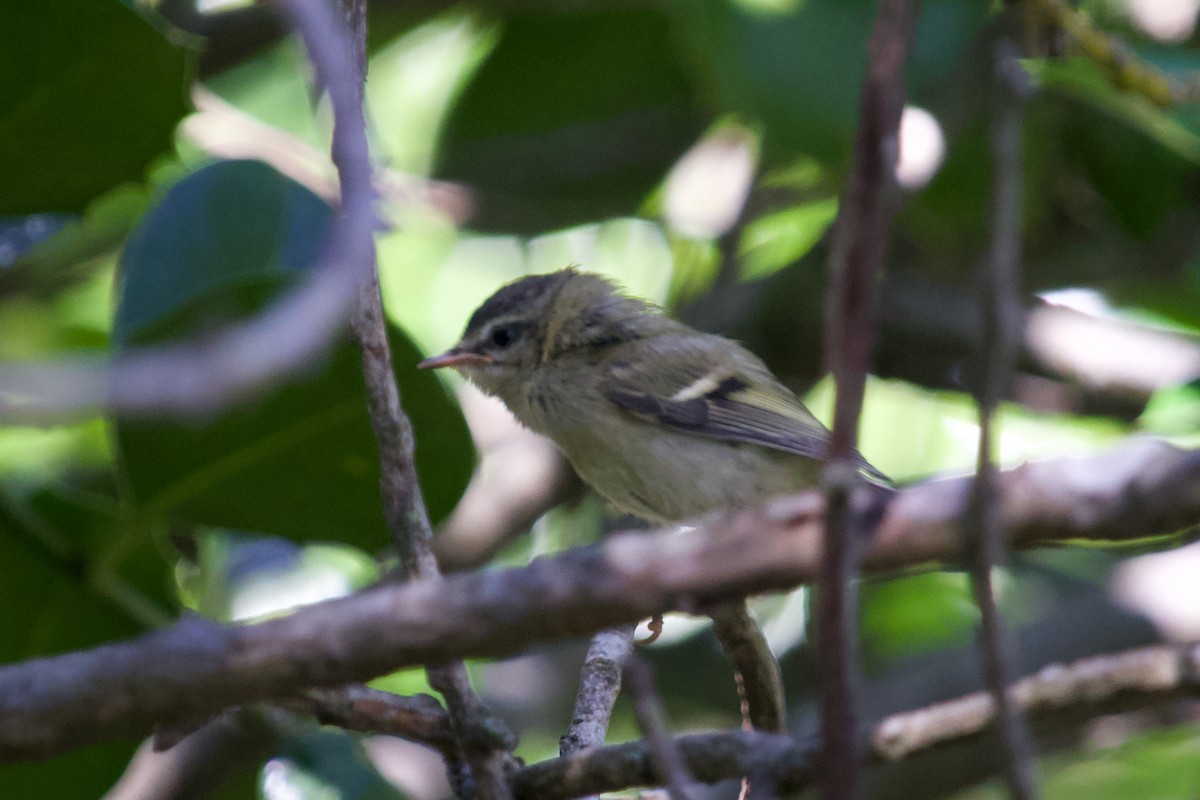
560 626 634 759
820 0 919 796
623 657 699 800
332 0 514 794
182 86 473 222
964 33 1039 800
0 440 1197 762
511 642 1200 800
0 0 375 423
281 686 454 750
515 730 811 800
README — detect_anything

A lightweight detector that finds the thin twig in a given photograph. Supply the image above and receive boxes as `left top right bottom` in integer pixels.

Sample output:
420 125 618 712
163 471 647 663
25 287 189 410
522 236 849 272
965 34 1040 800
1 439 1198 761
820 0 919 797
510 642 1200 800
561 625 635 759
282 686 454 750
623 657 699 800
330 0 515 795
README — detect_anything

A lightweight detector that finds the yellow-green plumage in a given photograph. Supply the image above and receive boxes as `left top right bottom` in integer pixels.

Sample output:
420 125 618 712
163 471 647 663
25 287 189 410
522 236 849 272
422 268 884 524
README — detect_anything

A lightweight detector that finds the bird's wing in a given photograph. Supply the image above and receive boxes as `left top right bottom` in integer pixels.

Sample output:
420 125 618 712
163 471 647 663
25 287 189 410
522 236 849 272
604 343 888 481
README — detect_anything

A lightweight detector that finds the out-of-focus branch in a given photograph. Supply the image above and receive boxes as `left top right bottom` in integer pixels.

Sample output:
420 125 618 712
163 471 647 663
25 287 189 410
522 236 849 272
105 711 277 800
182 87 474 223
511 642 1200 800
964 33 1039 800
879 280 1200 413
1 439 1196 763
820 0 917 797
436 391 579 573
1024 0 1176 105
623 657 699 800
0 0 375 424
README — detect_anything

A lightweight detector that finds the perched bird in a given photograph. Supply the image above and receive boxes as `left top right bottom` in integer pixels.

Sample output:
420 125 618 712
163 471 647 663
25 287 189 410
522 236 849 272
420 268 884 733
420 268 883 524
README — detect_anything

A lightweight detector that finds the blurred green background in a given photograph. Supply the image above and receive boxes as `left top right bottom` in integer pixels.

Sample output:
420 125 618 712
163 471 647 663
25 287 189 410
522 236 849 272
4 0 1200 797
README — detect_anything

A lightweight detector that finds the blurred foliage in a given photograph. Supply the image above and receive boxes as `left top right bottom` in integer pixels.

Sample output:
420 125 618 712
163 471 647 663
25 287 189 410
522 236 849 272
113 159 474 546
5 0 1200 796
954 723 1200 800
262 730 408 800
0 0 191 214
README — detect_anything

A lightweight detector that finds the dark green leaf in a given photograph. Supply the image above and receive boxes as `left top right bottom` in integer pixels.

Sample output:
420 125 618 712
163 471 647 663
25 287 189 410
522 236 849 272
1023 57 1200 165
0 479 169 664
0 0 191 214
114 160 474 547
436 9 705 232
670 0 988 167
0 741 138 799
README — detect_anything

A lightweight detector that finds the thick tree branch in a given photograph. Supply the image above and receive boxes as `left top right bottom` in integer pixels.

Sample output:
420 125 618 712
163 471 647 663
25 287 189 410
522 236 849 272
0 440 1198 762
510 642 1200 800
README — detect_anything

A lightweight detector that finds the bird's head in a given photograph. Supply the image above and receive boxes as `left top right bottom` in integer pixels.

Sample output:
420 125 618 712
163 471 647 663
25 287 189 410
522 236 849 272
418 268 658 401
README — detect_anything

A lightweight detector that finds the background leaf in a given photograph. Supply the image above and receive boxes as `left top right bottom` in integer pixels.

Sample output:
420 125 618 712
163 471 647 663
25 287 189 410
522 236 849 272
114 160 474 548
0 0 190 214
435 8 705 232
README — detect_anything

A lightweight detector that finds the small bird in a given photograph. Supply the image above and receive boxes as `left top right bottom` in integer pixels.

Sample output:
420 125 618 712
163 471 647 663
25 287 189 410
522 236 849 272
420 268 884 734
419 267 884 524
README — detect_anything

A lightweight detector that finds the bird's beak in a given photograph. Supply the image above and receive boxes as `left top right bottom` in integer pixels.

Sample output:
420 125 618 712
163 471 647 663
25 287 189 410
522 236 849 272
418 348 493 370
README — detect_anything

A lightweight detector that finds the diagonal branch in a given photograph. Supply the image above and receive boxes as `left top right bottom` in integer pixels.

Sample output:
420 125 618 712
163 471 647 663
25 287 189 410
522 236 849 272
0 439 1197 762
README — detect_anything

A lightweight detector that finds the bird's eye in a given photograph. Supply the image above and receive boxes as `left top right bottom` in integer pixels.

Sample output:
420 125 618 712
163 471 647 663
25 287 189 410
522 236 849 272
490 326 515 348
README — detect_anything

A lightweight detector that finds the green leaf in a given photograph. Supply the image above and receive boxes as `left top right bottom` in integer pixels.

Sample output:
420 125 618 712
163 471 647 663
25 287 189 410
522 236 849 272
738 197 839 281
0 0 191 214
114 160 474 548
0 477 159 793
435 9 705 232
1023 57 1200 166
670 0 988 167
958 724 1200 800
0 741 138 799
0 479 170 665
862 572 977 662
